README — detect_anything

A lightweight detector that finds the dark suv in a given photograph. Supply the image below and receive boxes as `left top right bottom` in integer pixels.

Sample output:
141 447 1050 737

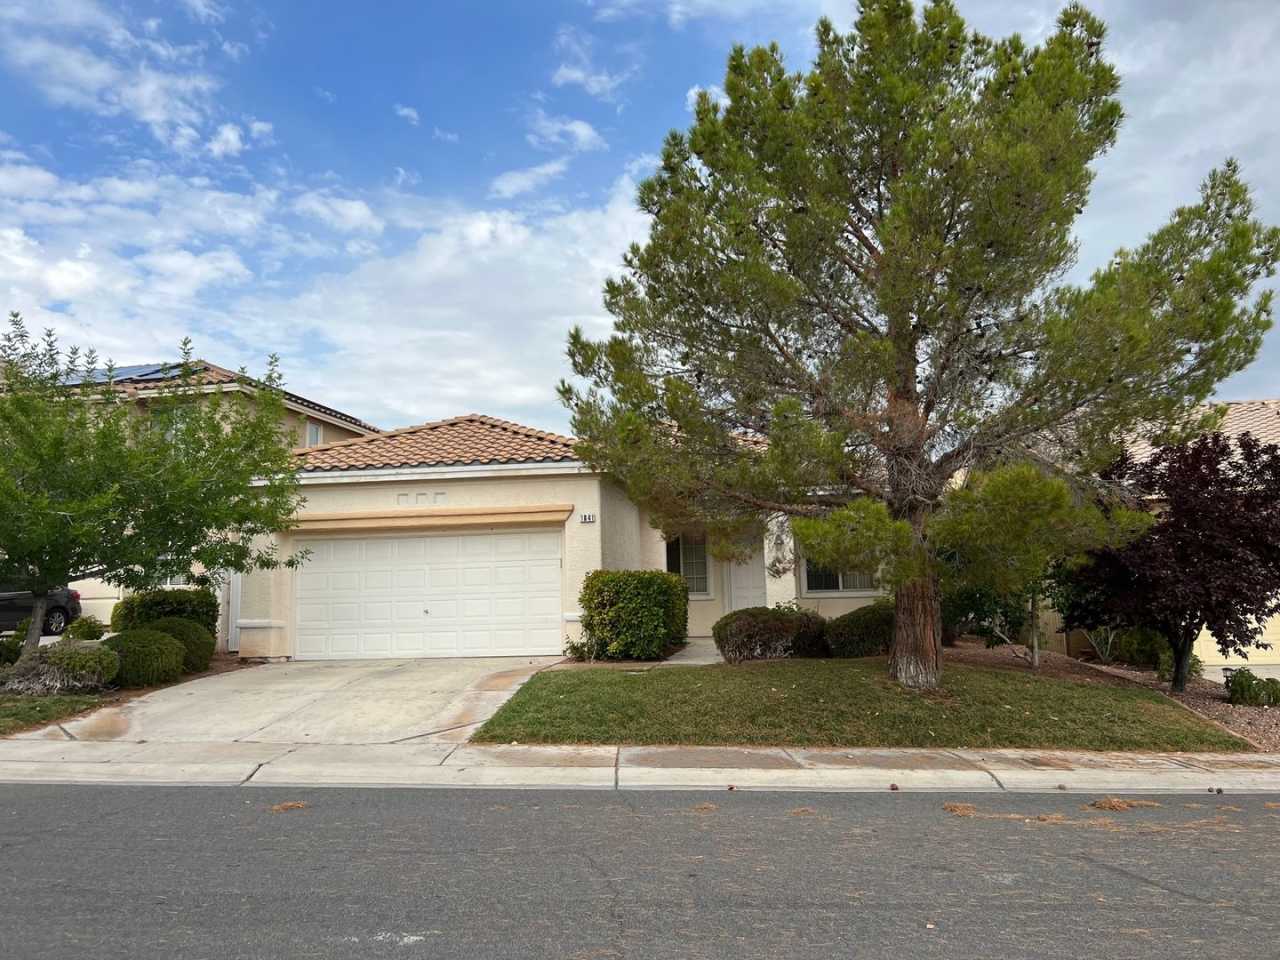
0 586 82 636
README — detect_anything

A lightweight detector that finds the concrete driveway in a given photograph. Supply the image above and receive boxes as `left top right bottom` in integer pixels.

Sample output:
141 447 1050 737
18 657 559 746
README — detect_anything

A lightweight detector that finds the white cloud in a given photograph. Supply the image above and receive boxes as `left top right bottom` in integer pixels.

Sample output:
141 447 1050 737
526 109 607 153
313 86 336 104
293 191 385 234
136 247 251 299
393 103 420 126
220 38 249 61
489 158 572 199
685 84 728 111
206 123 245 158
0 164 61 198
432 127 460 144
229 167 652 428
551 25 634 101
247 119 273 142
0 33 218 149
178 0 229 25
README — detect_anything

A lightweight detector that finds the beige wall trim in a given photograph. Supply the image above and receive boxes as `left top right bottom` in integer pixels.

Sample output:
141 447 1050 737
237 620 287 629
292 503 574 533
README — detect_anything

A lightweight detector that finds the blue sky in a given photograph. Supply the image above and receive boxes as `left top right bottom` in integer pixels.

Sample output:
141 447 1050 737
1 0 1278 433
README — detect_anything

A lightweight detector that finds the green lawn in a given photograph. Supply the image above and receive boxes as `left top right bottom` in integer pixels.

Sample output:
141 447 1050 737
0 694 104 737
474 658 1248 752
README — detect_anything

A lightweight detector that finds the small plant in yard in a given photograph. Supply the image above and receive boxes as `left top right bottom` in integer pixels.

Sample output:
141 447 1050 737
104 629 185 687
568 570 688 660
0 633 21 666
1156 649 1203 684
826 600 895 658
712 606 827 664
0 641 119 695
63 615 106 645
145 617 216 673
1226 669 1280 707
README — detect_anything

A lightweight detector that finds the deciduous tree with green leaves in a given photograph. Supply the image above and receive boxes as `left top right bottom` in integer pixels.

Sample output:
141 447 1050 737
561 0 1279 687
930 462 1148 667
0 312 307 652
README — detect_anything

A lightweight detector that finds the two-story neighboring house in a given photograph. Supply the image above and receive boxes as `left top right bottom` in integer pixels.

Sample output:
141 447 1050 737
67 361 380 637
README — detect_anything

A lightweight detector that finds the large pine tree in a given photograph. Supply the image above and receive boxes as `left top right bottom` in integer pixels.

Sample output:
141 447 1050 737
560 1 1279 688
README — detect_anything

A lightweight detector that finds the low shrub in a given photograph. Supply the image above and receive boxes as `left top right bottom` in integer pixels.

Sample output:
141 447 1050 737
0 642 119 695
63 615 107 645
1226 668 1280 707
103 629 185 688
827 599 895 658
0 634 21 666
1156 649 1203 684
10 617 33 644
570 571 688 661
1110 628 1166 670
712 606 828 664
111 588 219 635
145 617 216 673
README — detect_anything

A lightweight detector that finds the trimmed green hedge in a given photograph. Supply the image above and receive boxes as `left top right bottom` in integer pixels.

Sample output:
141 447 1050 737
712 606 828 664
104 629 185 687
827 599 895 658
0 641 119 694
63 615 107 645
111 588 219 635
569 570 688 661
146 617 216 673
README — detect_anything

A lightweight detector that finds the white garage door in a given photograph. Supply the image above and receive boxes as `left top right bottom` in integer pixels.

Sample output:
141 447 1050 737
294 530 563 660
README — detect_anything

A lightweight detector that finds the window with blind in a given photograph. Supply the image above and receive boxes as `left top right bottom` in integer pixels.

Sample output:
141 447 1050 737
665 534 710 596
803 560 877 593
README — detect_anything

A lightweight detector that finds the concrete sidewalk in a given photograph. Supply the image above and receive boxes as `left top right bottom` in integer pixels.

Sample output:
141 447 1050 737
2 739 1280 792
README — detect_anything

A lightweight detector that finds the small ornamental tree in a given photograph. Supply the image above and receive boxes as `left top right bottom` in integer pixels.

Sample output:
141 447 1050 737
930 463 1148 667
561 1 1280 688
0 312 307 652
1055 432 1280 692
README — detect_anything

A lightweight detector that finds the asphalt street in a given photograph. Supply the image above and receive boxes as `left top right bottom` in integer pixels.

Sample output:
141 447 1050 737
1 785 1276 959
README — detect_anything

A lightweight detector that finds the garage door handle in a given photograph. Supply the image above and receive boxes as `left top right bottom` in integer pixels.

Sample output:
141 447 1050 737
423 608 430 615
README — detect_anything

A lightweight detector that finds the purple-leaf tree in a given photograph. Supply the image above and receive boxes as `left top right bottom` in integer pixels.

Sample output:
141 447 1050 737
1058 431 1280 691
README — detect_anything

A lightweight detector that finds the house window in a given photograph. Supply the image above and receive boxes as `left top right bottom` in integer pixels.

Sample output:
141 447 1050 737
161 571 190 588
306 422 323 447
803 560 876 594
666 535 710 596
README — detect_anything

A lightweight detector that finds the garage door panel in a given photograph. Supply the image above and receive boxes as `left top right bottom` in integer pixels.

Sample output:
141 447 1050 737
363 569 394 590
396 569 426 589
332 541 363 562
294 530 563 660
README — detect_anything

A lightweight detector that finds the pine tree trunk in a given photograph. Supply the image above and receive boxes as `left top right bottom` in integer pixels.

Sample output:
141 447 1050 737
890 572 941 689
23 593 48 653
1028 590 1041 670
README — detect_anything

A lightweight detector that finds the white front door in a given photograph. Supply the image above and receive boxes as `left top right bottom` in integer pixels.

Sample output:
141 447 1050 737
727 548 768 612
293 529 563 660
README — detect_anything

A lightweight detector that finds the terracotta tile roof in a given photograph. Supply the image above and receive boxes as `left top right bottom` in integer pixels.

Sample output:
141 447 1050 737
74 361 380 433
1130 399 1280 460
295 414 579 472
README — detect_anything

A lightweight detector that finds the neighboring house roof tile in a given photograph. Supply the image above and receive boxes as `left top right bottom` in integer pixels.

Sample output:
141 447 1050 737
1129 399 1280 460
70 361 380 433
295 414 579 472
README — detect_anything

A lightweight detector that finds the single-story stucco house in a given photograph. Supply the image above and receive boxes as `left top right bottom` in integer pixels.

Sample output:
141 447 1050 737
233 414 880 660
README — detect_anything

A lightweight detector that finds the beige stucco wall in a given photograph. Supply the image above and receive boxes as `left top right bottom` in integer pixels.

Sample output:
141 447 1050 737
69 576 123 623
285 411 366 448
236 468 604 659
1194 614 1280 666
